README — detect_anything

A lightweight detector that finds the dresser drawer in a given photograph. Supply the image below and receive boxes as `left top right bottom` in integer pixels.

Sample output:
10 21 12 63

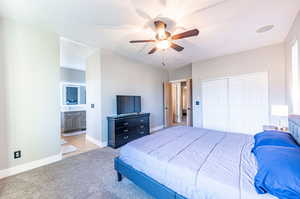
116 133 131 147
137 123 148 130
136 129 148 136
116 119 134 128
107 113 150 148
138 117 148 124
115 126 137 135
116 117 149 128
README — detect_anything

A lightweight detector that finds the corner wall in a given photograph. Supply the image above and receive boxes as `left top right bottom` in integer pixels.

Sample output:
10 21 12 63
0 19 61 173
285 11 300 113
100 50 168 143
168 64 192 81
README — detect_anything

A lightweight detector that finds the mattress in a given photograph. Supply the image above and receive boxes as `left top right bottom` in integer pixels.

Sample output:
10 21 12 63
119 126 277 199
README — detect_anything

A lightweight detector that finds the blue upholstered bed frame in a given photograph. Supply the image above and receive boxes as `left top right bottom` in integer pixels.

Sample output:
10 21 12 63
288 115 300 144
115 115 300 199
114 158 187 199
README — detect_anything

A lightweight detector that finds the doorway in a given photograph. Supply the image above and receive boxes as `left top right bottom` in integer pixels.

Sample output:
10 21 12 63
164 79 193 127
60 37 99 158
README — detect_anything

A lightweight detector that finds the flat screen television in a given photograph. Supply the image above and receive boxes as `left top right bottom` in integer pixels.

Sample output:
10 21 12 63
117 95 141 115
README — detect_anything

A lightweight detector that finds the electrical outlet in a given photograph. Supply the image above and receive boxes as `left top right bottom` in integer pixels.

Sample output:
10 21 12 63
14 151 21 159
91 104 95 109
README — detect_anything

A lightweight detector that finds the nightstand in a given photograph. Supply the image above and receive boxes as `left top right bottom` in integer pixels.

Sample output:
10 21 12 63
263 125 288 132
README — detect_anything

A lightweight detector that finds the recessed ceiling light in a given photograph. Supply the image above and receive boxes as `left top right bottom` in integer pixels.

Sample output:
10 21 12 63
256 25 274 33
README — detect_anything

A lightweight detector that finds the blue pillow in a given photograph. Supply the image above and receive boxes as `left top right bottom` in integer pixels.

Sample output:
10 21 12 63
253 131 299 152
253 146 300 199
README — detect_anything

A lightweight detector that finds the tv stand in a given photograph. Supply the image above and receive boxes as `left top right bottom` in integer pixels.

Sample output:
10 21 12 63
107 113 150 148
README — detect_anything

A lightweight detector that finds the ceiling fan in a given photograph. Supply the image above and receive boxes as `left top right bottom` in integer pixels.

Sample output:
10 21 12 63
129 20 199 54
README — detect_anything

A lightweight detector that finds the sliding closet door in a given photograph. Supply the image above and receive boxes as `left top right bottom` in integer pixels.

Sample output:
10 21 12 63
202 79 229 131
228 72 269 134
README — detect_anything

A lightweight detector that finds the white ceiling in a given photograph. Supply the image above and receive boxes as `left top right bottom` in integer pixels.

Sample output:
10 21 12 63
1 0 300 69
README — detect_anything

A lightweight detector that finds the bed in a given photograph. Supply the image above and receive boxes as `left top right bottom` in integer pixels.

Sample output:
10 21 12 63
115 119 300 199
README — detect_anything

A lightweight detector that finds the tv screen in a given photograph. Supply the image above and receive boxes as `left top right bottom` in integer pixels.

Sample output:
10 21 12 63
117 95 141 115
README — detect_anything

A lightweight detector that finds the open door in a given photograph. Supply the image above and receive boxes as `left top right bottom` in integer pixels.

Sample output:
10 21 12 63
163 82 172 127
186 79 193 126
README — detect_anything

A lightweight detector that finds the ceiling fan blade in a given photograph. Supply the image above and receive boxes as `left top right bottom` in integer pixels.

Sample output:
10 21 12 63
179 0 228 21
96 24 137 30
135 9 152 21
171 29 199 40
130 40 156 43
148 47 157 54
170 43 184 52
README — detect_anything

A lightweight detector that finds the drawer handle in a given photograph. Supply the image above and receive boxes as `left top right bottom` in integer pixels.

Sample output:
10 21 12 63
140 120 144 122
140 125 144 129
123 136 129 139
123 122 129 126
140 131 145 135
123 129 129 132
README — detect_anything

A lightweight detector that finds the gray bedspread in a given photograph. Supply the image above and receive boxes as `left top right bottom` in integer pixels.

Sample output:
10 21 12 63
119 126 277 199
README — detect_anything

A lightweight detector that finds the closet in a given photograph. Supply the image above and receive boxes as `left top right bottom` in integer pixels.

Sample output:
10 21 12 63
201 72 269 135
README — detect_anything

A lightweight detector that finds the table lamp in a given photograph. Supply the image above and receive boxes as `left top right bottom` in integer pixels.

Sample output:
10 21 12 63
271 105 289 130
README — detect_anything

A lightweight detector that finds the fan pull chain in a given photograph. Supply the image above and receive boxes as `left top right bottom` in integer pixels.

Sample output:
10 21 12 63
162 50 166 66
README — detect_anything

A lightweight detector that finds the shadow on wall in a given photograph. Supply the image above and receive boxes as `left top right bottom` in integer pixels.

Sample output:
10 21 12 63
0 24 9 171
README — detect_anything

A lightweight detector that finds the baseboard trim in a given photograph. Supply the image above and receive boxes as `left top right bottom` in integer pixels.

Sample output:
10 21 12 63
150 125 164 133
62 131 86 137
86 126 164 148
86 135 107 148
0 153 62 179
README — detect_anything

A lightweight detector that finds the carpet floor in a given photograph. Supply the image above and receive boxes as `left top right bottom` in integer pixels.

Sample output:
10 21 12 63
0 148 153 199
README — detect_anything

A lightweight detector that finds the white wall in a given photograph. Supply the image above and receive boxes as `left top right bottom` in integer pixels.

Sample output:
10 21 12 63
285 11 300 113
168 64 192 81
100 49 168 143
60 67 85 83
86 50 102 144
192 44 286 128
0 19 60 171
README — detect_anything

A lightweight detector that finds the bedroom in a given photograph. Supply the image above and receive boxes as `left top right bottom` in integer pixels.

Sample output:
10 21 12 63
1 0 300 199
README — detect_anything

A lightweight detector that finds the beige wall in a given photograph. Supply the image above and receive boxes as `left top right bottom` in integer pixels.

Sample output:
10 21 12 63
168 64 192 81
192 44 286 128
0 19 60 171
100 49 168 143
285 11 300 113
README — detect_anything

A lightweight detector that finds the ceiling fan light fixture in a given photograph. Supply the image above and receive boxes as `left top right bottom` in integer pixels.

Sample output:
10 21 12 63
157 28 166 40
156 40 170 50
129 20 200 55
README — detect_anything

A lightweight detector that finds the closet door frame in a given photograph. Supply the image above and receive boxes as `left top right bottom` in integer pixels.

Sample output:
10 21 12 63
201 72 270 133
